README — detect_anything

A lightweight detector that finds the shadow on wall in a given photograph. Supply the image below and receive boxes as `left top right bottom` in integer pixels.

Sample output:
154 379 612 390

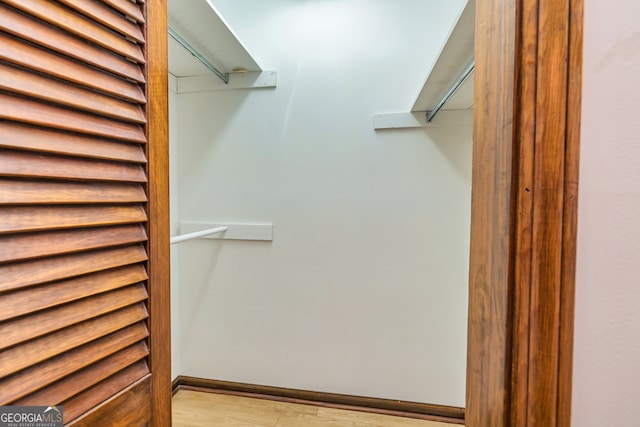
176 88 258 161
425 124 473 185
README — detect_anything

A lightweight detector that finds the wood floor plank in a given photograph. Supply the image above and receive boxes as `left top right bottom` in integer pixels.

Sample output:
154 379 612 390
175 390 318 415
172 391 282 427
276 412 356 427
317 407 455 427
172 390 460 427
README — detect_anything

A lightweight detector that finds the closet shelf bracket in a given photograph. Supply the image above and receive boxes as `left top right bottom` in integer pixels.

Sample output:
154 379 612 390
427 58 474 122
168 26 229 84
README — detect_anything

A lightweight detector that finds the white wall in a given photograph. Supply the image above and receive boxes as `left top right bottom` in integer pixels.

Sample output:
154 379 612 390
172 0 470 406
169 83 181 378
573 0 640 425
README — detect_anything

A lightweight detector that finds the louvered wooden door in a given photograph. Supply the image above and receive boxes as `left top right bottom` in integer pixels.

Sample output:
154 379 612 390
0 0 170 425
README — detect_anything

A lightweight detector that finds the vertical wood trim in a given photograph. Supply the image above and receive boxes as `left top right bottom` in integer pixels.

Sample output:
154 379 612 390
526 0 570 423
557 0 583 425
510 0 537 425
145 0 171 426
468 0 582 425
465 0 516 426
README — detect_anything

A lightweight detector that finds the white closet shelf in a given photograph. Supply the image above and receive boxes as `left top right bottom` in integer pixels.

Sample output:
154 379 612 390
168 0 276 91
374 0 475 129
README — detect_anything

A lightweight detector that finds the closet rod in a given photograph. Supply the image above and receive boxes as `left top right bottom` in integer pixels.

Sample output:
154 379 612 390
168 26 229 84
426 58 474 122
170 225 228 245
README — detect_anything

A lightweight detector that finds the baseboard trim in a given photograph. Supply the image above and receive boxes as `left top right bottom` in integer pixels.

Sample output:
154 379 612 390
172 376 464 425
171 377 181 396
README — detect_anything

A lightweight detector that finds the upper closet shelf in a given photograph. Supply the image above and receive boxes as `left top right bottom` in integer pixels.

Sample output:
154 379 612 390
168 0 276 92
374 0 475 129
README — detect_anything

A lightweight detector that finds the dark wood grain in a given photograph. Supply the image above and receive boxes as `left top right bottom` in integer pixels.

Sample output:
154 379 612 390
0 322 149 404
0 205 147 233
0 285 148 349
510 0 538 424
0 224 147 263
0 265 147 321
15 343 149 406
0 33 145 103
557 0 583 425
66 374 151 426
146 1 173 426
0 94 146 143
0 3 144 82
0 245 148 292
468 0 583 425
5 0 145 63
0 123 146 162
0 180 147 205
525 1 569 424
0 304 148 378
103 0 145 23
0 0 159 423
466 0 516 425
0 63 145 123
0 150 147 182
59 0 145 43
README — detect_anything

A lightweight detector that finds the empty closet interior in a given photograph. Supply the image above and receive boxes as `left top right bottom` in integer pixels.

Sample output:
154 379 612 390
169 0 474 411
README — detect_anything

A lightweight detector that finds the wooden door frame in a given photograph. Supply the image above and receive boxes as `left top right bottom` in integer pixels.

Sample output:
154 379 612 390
145 0 583 425
467 0 582 426
146 0 172 426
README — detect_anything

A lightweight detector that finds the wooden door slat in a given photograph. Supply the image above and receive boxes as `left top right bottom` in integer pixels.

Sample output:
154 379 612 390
0 205 147 234
0 180 147 205
59 0 144 43
0 266 148 321
0 0 162 420
0 285 148 349
5 0 146 63
0 224 147 263
0 63 146 124
0 4 144 82
0 94 146 143
102 0 144 23
0 150 147 182
0 304 148 378
0 322 149 404
15 344 149 406
0 245 148 292
0 33 145 103
64 370 151 426
0 123 147 163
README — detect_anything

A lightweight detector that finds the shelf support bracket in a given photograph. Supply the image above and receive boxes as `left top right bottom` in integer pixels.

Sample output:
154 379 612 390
426 58 475 122
168 26 229 84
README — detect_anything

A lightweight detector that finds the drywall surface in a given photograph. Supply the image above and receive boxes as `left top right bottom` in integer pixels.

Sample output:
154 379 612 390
173 0 470 406
573 0 640 425
169 86 181 379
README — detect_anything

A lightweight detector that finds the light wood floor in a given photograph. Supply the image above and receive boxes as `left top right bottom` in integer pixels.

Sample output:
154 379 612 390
172 390 460 427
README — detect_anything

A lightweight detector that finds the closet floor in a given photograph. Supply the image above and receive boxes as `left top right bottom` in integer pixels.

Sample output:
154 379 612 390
172 389 460 427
